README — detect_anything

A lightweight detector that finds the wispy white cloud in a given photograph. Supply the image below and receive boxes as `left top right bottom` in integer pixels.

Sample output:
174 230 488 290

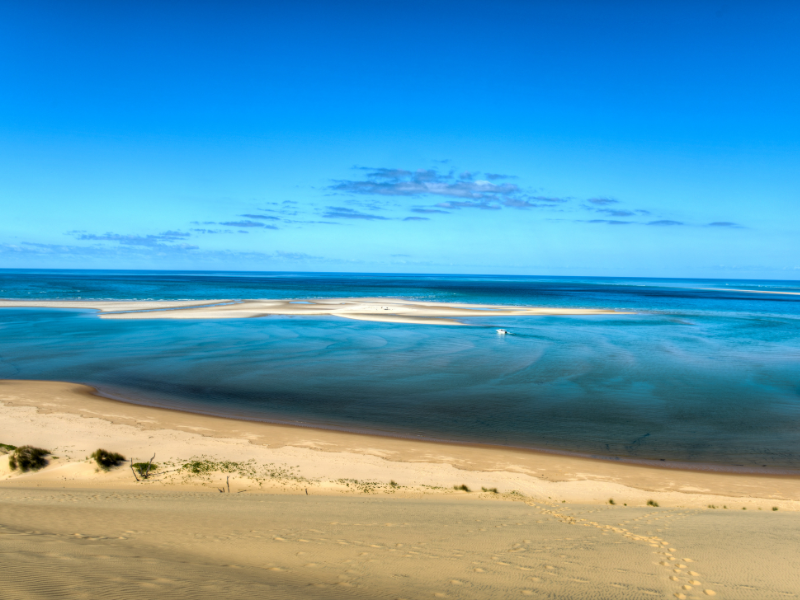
240 214 280 221
68 230 198 248
411 207 450 214
219 220 278 229
0 241 322 263
330 166 567 211
322 206 391 221
647 219 684 226
707 221 744 228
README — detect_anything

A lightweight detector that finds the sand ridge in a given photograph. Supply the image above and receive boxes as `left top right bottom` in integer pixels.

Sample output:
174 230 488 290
0 297 623 325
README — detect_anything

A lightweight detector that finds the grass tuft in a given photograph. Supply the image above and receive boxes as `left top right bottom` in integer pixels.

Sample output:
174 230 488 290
0 443 17 454
454 484 471 492
8 446 50 472
481 487 499 494
390 480 399 488
646 499 659 507
608 498 616 505
772 506 778 511
91 449 126 470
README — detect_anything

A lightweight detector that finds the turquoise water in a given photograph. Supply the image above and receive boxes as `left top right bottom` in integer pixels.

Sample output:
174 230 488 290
1 270 799 472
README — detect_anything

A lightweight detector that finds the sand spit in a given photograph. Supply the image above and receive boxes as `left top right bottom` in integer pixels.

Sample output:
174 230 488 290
701 287 800 296
0 297 621 325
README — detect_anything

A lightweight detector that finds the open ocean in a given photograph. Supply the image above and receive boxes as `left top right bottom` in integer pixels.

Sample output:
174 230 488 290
1 269 799 473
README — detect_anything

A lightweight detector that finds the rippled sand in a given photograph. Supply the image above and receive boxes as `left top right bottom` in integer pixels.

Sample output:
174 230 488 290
2 489 798 599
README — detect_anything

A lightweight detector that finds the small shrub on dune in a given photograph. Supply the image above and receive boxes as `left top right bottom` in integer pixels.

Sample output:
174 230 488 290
646 499 659 507
132 462 159 477
0 443 17 454
608 498 616 505
481 487 499 494
453 484 471 492
9 446 50 472
91 449 126 470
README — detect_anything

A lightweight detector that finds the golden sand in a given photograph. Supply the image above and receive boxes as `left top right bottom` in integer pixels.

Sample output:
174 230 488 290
2 380 799 599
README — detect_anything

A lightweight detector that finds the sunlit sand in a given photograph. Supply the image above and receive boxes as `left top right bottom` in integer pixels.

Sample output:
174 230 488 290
0 297 622 325
2 380 798 599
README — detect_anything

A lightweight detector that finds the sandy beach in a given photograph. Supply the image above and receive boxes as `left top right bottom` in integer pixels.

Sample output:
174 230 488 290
2 379 799 599
0 297 621 325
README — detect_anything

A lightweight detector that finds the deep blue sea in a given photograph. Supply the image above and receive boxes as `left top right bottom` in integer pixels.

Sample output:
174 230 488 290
1 269 799 472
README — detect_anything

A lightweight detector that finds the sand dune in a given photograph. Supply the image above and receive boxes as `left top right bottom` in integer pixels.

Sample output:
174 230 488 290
0 297 622 325
2 380 799 599
2 488 799 599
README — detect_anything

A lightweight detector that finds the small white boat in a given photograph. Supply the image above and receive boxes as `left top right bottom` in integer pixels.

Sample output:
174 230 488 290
496 329 509 335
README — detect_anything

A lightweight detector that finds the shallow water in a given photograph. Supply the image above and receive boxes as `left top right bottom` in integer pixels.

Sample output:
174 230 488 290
1 270 799 471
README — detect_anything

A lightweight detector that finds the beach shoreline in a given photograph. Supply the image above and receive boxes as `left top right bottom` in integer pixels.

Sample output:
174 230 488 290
1 379 798 508
92 381 799 477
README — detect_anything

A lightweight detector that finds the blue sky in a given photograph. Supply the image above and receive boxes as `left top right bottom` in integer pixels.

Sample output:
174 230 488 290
1 1 798 278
